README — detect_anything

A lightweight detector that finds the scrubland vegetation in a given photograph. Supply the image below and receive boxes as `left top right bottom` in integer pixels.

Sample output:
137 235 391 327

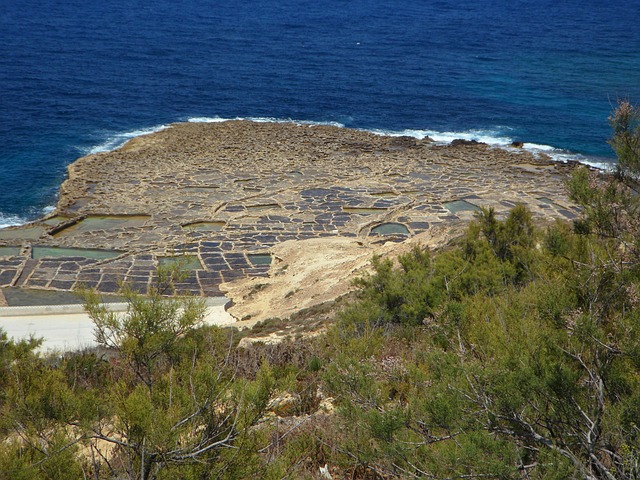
1 103 639 479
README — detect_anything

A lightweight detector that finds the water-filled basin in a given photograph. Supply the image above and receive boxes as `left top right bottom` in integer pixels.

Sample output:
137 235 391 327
42 215 71 226
246 204 280 211
53 215 150 236
370 223 410 236
158 255 203 271
0 246 21 257
537 197 561 207
32 247 122 260
443 200 481 213
0 225 45 240
248 253 272 266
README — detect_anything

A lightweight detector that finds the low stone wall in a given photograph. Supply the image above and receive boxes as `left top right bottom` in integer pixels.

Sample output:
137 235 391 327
0 296 229 317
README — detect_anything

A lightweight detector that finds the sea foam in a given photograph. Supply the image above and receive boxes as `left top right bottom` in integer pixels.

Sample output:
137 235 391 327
187 116 345 128
83 118 347 157
520 143 614 171
0 206 56 230
370 127 514 146
371 126 614 171
85 124 171 154
0 213 26 230
89 118 613 171
0 119 616 231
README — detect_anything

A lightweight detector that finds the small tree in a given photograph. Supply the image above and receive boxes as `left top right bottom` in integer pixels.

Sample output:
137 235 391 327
609 99 640 182
324 206 640 479
82 264 206 392
80 265 274 479
0 330 90 480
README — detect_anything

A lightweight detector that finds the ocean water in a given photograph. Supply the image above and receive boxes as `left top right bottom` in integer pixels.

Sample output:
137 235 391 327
1 0 639 226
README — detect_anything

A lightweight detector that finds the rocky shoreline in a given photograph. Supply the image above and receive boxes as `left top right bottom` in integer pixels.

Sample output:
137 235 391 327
0 121 580 319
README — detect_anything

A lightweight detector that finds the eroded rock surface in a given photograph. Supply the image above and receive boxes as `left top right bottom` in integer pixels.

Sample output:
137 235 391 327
0 121 580 318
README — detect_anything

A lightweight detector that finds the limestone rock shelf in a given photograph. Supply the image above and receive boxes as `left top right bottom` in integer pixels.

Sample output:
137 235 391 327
0 121 579 311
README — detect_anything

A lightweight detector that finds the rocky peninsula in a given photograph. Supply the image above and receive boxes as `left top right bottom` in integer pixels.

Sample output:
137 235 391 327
0 121 580 322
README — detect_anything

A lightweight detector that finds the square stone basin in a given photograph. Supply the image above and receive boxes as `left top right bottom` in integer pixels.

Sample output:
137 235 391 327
42 215 71 226
537 197 562 208
0 225 46 240
158 255 203 271
246 204 280 211
31 247 123 260
248 253 272 266
182 221 226 232
0 246 21 257
370 223 410 236
53 215 150 236
443 200 481 213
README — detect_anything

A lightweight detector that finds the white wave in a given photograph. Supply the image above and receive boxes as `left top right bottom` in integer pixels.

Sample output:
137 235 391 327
81 116 343 157
371 126 614 171
248 116 345 128
187 116 229 123
0 213 26 230
370 127 515 146
0 204 57 230
85 124 171 154
187 116 345 128
85 117 613 172
521 144 614 171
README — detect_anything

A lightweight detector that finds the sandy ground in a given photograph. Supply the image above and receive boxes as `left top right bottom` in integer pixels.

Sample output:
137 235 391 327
221 225 461 324
0 302 235 352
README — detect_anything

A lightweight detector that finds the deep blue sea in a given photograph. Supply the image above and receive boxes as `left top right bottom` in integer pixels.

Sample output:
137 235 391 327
1 0 639 226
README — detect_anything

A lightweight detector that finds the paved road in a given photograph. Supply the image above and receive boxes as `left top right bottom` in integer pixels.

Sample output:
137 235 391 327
0 299 235 352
